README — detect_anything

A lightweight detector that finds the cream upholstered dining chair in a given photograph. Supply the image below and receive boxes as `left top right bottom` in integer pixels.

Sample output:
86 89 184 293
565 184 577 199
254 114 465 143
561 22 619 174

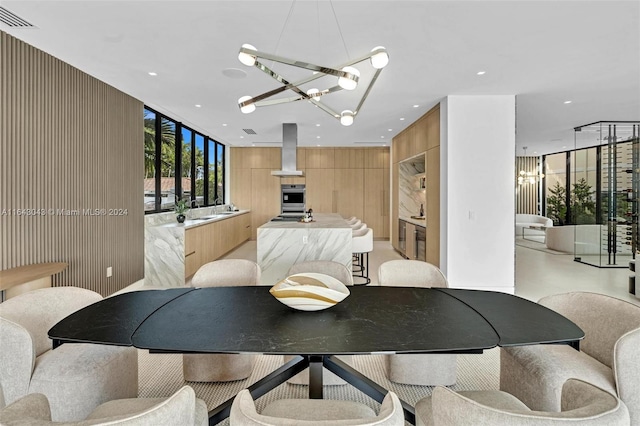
0 287 138 421
0 385 209 426
283 260 354 385
377 260 456 386
184 259 261 382
415 379 630 426
288 260 353 286
500 292 640 424
230 389 405 425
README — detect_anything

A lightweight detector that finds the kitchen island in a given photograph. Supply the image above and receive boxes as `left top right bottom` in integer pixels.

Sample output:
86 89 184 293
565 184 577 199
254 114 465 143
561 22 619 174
257 213 352 285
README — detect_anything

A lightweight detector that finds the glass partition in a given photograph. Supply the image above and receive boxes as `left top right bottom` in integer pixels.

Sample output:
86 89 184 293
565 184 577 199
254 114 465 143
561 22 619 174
573 122 639 267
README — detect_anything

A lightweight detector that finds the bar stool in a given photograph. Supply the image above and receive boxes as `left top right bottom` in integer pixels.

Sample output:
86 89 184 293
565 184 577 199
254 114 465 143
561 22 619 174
351 222 366 233
349 219 362 229
352 224 368 272
346 216 359 225
352 228 373 285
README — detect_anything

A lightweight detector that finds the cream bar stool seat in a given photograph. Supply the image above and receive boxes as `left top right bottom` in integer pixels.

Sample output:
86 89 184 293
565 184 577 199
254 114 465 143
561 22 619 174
378 260 457 386
346 216 359 225
184 259 261 382
352 228 373 286
349 219 362 229
283 261 354 385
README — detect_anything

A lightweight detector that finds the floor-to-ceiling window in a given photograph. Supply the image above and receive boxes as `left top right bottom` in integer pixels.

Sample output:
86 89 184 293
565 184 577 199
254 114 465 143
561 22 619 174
143 106 225 213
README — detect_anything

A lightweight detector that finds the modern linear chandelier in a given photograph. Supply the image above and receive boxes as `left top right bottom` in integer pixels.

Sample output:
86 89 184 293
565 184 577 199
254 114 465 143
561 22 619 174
236 45 388 126
517 146 545 185
235 2 388 126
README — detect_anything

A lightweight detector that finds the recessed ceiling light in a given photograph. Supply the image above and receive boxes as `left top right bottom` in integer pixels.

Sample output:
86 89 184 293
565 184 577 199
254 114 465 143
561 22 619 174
316 136 320 139
388 129 393 132
195 104 201 108
221 68 247 79
381 136 385 139
316 124 321 127
533 151 537 154
562 146 567 148
317 144 321 147
477 71 486 75
564 100 572 104
413 105 419 108
252 144 255 146
222 123 228 126
148 72 157 76
400 118 405 121
240 136 244 139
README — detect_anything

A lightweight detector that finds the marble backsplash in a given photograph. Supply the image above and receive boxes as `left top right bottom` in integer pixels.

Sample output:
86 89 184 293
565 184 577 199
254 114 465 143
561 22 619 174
399 162 425 219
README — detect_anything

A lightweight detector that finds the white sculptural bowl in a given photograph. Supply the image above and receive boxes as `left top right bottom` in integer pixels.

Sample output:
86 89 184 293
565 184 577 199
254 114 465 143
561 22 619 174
269 272 350 311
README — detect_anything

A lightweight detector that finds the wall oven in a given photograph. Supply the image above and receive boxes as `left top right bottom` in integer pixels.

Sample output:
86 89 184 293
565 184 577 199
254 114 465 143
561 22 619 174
281 184 305 214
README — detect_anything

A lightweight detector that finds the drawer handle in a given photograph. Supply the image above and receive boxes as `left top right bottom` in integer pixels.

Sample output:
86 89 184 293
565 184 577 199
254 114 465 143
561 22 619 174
185 251 196 257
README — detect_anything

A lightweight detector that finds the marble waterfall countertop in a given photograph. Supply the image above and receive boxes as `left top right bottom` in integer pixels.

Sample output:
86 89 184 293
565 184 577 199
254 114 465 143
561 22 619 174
259 213 352 230
144 208 250 288
400 216 426 227
257 213 352 285
151 209 250 229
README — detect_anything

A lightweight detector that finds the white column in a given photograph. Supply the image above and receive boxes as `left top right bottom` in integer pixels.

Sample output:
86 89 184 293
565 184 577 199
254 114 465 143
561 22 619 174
440 96 516 293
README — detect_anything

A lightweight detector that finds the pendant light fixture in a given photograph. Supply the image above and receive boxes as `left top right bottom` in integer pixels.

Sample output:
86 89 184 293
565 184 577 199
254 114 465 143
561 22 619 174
236 1 388 126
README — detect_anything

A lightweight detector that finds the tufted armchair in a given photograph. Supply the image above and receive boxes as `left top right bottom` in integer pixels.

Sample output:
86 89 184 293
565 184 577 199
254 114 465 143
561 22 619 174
0 287 138 421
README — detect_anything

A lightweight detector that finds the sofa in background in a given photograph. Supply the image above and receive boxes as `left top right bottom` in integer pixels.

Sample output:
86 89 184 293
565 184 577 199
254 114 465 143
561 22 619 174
515 214 553 237
545 224 603 254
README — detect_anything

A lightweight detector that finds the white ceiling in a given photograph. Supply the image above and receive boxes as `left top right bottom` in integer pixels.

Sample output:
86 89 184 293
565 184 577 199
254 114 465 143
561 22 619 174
2 1 639 155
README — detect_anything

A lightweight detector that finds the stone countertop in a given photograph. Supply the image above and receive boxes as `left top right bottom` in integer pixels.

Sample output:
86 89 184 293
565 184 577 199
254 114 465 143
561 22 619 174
258 213 351 229
155 209 250 230
400 216 426 228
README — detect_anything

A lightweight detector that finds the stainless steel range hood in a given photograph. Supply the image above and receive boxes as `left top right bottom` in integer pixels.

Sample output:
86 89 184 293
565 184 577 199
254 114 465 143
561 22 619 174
271 123 304 177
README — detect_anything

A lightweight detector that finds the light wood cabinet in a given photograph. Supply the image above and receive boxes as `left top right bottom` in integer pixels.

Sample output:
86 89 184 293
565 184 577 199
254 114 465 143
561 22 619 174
391 103 440 265
334 168 364 221
364 148 389 169
426 104 440 150
363 169 389 239
426 146 440 265
305 169 335 213
391 163 400 250
230 147 390 239
184 212 252 278
251 169 280 240
334 148 364 169
305 148 335 169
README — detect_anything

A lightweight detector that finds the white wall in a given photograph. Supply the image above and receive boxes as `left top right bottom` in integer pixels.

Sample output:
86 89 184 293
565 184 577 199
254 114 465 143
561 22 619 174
441 96 516 293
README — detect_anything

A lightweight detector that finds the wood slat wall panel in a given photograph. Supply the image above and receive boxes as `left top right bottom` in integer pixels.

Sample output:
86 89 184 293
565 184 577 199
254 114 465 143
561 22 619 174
516 156 540 214
0 31 144 296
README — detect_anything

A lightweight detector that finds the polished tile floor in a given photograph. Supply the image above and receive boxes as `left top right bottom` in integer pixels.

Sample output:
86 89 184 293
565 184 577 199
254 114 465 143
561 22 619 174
222 239 640 305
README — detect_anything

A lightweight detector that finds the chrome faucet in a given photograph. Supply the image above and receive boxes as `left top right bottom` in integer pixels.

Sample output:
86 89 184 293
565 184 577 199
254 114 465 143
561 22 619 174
213 197 224 214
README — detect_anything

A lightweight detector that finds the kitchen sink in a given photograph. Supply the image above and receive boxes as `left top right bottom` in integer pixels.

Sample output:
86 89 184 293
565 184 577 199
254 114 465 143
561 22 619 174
216 212 235 215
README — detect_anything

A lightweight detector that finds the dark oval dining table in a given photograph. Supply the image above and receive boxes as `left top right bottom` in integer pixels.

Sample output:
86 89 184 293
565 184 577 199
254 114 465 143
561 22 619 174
49 286 584 425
